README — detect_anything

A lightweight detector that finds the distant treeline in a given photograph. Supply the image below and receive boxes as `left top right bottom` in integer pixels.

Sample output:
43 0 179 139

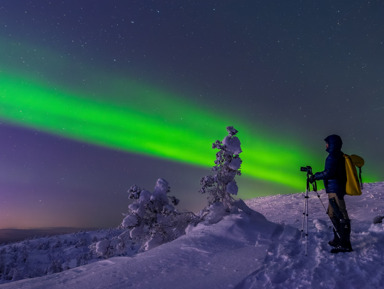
0 228 92 244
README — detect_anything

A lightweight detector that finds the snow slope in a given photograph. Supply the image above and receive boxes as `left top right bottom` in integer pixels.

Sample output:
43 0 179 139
1 182 383 289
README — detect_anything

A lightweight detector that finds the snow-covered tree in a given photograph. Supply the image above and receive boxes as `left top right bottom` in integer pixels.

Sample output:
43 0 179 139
200 126 242 207
199 126 243 220
121 178 183 249
93 178 197 257
92 128 245 257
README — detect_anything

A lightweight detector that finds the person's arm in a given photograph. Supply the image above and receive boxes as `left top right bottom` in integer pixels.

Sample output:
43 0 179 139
313 155 337 181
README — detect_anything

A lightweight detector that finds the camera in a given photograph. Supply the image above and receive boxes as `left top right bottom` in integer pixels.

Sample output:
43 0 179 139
300 166 312 175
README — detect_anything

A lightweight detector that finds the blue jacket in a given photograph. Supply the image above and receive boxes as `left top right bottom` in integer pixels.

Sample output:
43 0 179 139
314 135 347 199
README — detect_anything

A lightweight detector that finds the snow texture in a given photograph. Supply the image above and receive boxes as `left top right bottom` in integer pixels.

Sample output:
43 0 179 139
1 182 384 289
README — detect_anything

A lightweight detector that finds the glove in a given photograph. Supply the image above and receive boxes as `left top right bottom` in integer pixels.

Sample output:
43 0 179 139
308 175 316 183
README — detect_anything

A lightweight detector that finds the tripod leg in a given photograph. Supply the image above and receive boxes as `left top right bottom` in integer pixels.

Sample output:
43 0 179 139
301 190 309 256
305 195 309 256
301 194 307 236
301 194 309 234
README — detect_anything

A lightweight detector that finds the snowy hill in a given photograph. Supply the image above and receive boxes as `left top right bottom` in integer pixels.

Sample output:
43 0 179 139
1 182 383 289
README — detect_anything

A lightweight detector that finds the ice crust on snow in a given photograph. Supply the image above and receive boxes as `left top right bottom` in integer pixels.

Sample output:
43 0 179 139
1 182 384 289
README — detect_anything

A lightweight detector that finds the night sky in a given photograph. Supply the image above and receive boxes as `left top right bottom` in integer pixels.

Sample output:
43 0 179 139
1 1 383 230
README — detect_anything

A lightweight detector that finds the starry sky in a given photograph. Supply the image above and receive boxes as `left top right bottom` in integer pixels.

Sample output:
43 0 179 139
0 1 383 230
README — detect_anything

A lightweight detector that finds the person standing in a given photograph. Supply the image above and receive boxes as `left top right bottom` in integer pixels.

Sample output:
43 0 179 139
311 134 353 253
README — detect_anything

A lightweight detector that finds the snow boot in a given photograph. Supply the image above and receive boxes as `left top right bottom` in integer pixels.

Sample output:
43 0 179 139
331 220 353 253
328 228 340 247
328 216 341 247
344 220 353 251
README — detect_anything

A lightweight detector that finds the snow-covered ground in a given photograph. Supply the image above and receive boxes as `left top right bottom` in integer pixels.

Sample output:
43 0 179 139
1 182 383 289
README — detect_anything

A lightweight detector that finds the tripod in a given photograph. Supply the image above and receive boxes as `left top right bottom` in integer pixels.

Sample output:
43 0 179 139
300 167 327 256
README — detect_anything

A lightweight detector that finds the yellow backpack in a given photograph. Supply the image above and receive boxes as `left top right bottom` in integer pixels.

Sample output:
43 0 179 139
344 154 364 196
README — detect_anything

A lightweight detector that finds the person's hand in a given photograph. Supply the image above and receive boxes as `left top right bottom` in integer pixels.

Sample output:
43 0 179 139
308 175 316 183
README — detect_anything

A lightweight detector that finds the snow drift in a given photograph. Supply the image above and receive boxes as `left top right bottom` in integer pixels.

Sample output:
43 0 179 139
1 182 384 289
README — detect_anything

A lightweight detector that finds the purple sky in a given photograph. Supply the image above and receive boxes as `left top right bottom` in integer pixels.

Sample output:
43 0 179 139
0 1 383 229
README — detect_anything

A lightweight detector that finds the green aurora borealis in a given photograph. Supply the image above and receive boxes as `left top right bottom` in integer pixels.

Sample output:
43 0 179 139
0 68 317 191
